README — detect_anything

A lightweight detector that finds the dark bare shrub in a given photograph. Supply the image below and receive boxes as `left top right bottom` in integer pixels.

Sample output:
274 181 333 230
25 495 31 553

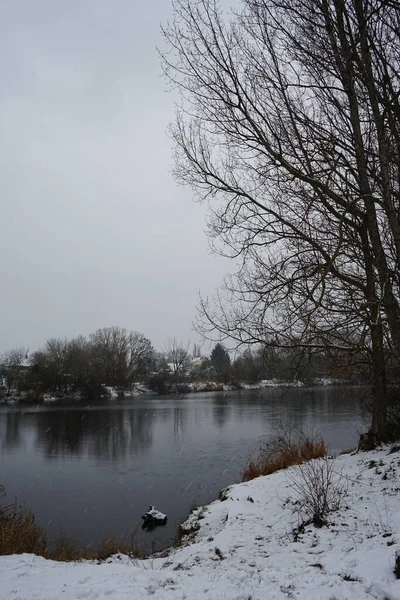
287 458 348 527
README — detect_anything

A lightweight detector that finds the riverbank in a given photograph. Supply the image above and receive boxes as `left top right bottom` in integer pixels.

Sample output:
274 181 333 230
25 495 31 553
0 377 326 404
1 444 399 599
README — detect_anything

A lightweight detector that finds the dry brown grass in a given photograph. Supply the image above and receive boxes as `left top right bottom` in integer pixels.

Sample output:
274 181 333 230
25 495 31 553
243 426 326 481
0 485 141 561
51 536 88 562
51 536 141 562
0 495 48 556
339 447 356 455
96 538 141 560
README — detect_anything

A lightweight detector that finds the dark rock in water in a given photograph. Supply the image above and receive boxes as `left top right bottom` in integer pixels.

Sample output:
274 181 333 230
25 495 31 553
141 505 168 527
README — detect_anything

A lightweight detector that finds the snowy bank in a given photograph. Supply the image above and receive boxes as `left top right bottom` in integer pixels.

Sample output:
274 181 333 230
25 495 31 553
1 446 400 599
241 378 304 389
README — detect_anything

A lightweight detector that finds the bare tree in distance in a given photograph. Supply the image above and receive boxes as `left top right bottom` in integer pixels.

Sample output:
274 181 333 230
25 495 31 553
89 327 154 386
165 338 190 376
161 0 400 442
127 331 154 380
89 327 129 386
25 328 154 396
42 338 70 392
0 348 29 394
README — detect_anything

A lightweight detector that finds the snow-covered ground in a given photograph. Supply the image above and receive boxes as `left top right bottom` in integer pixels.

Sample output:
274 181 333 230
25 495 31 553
1 445 400 599
241 379 304 389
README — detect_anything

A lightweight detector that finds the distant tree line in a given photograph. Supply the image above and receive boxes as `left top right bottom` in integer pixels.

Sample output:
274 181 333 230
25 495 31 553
1 330 367 401
0 327 155 399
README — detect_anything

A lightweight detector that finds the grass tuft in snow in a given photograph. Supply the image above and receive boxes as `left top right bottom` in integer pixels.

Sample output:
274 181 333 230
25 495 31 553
339 447 356 455
95 538 141 561
51 536 141 562
340 573 361 582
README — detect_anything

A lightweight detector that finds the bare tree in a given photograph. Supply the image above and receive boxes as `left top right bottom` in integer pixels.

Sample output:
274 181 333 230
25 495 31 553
162 0 400 441
89 327 129 386
127 332 154 380
66 336 92 391
165 338 190 376
0 348 28 394
38 338 70 392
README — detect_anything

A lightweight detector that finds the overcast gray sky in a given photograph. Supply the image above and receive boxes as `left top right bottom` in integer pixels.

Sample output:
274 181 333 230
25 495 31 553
0 0 230 354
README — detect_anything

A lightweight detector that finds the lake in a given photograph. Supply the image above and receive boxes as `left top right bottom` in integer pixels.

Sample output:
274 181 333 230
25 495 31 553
0 386 365 555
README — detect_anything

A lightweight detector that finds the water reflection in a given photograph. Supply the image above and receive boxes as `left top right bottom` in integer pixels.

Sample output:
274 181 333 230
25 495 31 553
1 411 21 449
0 408 156 459
173 407 185 439
35 411 87 456
212 394 231 429
31 409 155 459
0 387 365 461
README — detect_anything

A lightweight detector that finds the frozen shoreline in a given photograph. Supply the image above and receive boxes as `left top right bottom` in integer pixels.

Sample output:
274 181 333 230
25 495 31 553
1 445 400 599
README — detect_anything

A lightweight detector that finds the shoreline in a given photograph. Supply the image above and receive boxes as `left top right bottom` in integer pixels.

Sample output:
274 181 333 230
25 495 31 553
1 445 400 599
0 378 353 405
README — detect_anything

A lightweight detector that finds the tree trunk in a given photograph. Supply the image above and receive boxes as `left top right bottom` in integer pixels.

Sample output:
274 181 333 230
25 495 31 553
370 318 388 442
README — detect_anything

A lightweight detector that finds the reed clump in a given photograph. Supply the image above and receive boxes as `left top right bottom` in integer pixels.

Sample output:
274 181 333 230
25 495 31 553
0 485 141 561
243 426 326 481
0 487 47 556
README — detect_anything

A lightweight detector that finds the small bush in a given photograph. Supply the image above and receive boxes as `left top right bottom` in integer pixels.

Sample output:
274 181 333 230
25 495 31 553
82 380 108 401
287 457 348 526
219 486 230 501
243 426 326 481
147 374 168 395
19 390 44 405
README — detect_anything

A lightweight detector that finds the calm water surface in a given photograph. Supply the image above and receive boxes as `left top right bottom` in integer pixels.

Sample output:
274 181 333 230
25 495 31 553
0 387 364 554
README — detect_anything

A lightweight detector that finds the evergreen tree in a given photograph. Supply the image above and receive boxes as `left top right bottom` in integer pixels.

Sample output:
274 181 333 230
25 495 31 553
210 343 231 380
